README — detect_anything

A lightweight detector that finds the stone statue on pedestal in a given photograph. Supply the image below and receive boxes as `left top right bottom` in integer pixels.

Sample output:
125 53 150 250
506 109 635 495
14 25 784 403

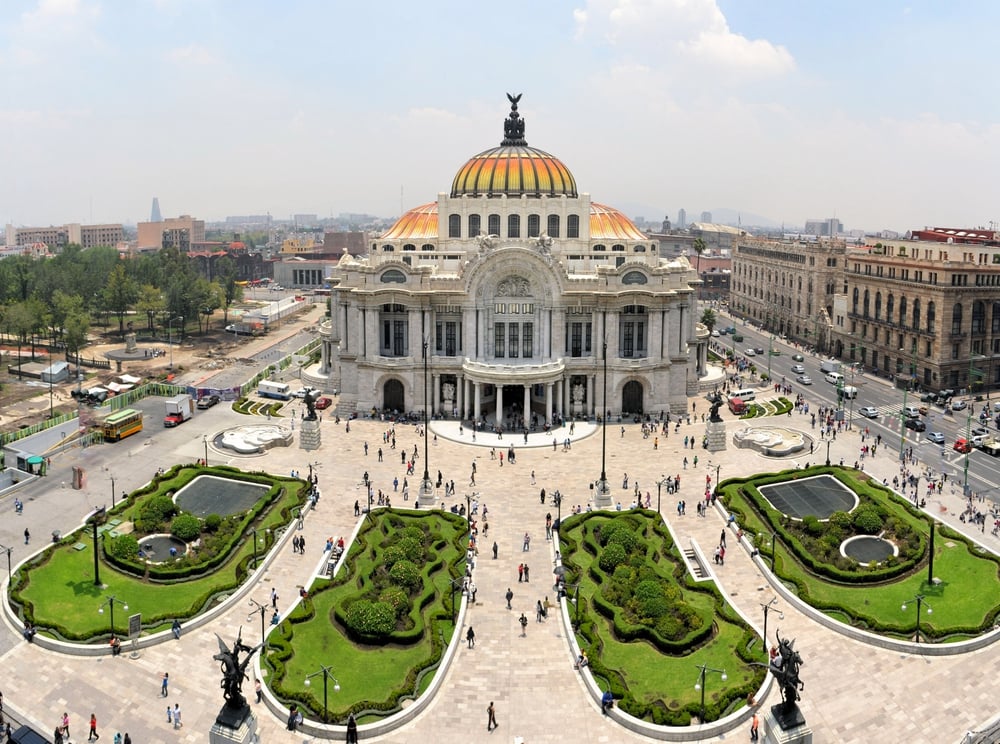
708 391 724 422
768 631 805 729
213 630 261 716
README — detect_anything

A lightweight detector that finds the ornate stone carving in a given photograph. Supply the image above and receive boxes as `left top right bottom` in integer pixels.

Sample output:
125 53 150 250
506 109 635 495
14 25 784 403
496 276 531 297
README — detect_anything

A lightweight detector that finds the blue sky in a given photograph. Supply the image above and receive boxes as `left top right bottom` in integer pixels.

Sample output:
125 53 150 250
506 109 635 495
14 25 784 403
2 0 999 233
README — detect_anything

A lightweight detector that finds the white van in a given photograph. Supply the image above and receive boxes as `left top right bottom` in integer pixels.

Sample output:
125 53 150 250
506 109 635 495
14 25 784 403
825 372 845 385
903 404 921 419
731 388 756 402
840 385 858 400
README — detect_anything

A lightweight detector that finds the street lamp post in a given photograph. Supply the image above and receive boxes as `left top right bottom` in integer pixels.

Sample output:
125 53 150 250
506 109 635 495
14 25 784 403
251 527 267 569
0 543 12 584
203 435 209 466
901 594 932 643
769 531 779 573
168 316 184 370
595 340 610 502
90 507 106 586
248 598 268 647
760 598 783 656
825 439 832 467
98 595 129 637
898 341 917 459
303 665 340 723
656 476 668 514
421 340 433 503
711 463 722 496
694 663 728 723
465 492 472 531
449 576 465 624
110 474 116 509
965 356 985 494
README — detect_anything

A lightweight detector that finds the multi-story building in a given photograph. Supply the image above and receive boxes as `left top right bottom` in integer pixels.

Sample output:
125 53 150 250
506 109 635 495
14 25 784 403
804 218 844 237
136 215 206 251
5 222 124 250
730 237 845 350
829 236 1000 394
317 97 703 419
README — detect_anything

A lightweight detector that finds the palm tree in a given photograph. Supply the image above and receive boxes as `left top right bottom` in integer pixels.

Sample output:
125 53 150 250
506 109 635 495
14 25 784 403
693 237 707 299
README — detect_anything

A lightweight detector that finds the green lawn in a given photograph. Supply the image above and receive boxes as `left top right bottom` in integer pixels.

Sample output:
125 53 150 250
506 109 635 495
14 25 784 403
561 512 764 725
725 466 1000 640
266 509 467 722
14 466 305 640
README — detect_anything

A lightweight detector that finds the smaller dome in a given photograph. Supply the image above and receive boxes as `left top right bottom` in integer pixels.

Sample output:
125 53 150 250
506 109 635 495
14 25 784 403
590 203 647 241
382 203 438 240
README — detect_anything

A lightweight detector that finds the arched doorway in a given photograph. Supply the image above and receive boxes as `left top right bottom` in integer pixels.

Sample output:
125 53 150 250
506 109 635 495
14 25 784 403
383 379 404 412
622 380 643 414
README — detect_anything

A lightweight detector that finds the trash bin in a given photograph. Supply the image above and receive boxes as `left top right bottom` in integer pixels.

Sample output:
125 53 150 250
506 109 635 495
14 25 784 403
51 530 60 543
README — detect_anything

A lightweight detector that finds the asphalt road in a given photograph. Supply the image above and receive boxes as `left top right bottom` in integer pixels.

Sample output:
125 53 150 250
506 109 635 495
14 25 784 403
714 308 1000 505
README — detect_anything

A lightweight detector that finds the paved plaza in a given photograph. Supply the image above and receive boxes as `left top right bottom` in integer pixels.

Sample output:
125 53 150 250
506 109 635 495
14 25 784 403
2 370 1000 743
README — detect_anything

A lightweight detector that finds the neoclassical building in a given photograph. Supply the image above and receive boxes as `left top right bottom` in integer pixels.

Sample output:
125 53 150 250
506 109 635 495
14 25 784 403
317 96 702 422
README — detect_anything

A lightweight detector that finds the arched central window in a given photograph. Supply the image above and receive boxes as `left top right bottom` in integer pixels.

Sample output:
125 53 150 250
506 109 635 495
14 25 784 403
507 214 521 238
567 214 580 238
619 305 648 359
547 214 560 237
527 214 540 238
448 214 461 238
468 214 481 237
488 214 500 235
952 302 963 334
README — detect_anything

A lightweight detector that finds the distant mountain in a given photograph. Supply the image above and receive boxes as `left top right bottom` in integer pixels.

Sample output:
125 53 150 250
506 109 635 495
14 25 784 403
614 201 783 231
705 208 781 229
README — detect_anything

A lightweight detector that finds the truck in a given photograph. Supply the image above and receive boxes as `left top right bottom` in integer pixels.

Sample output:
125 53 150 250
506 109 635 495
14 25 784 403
164 394 194 427
225 320 265 336
979 439 1000 457
819 359 840 374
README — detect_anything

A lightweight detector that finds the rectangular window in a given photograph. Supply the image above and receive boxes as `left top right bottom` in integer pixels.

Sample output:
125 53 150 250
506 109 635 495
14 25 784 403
445 322 457 356
570 322 582 357
523 322 533 358
393 321 406 356
488 214 500 235
585 322 592 353
468 214 481 237
636 321 646 354
623 322 634 357
494 323 505 358
435 321 443 353
952 343 960 360
383 320 391 352
567 214 580 238
508 323 519 358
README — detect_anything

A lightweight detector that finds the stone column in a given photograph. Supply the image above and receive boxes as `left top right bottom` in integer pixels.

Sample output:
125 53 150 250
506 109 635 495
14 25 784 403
588 375 596 417
523 385 531 424
474 382 481 422
433 374 440 415
496 385 504 427
545 382 553 424
457 374 464 418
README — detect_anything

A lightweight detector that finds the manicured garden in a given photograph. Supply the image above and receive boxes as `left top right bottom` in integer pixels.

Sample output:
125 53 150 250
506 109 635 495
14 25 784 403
559 511 765 725
722 466 1000 641
11 465 306 641
265 510 467 723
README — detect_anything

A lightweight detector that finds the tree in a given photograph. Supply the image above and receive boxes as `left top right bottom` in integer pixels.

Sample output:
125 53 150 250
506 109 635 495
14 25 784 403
692 237 707 299
102 263 140 335
701 308 717 331
135 285 165 333
215 257 242 324
6 301 36 378
51 290 86 344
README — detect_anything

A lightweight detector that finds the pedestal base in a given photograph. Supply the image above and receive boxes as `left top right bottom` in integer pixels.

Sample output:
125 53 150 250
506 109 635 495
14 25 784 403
299 418 321 451
705 419 727 453
210 705 257 744
418 480 437 507
763 705 812 744
592 480 613 509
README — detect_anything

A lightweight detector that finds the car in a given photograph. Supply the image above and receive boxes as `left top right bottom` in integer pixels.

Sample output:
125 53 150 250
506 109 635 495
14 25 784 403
954 438 972 453
744 349 756 356
725 326 736 335
791 364 805 374
994 401 1000 412
927 431 946 444
951 399 968 411
796 375 813 385
918 405 929 416
733 334 744 342
293 387 316 399
905 418 926 432
972 426 990 438
196 394 220 409
711 329 720 337
754 347 765 355
971 434 989 447
792 353 804 362
314 396 333 410
859 406 880 419
920 392 936 403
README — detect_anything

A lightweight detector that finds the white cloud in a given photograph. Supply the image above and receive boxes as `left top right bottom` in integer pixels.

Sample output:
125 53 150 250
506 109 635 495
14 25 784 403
574 0 793 78
165 43 220 66
7 0 102 66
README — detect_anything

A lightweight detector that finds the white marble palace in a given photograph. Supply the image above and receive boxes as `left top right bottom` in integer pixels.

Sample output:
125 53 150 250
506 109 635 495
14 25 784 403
318 95 703 424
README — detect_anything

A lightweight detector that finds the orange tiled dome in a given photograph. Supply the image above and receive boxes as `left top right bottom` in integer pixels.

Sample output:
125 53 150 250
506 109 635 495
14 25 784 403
450 95 577 199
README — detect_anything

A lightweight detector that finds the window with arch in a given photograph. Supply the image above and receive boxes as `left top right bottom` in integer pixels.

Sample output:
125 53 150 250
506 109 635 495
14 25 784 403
488 214 500 235
992 302 1000 333
852 288 859 314
380 303 409 357
912 298 920 330
886 293 894 322
874 291 882 320
527 214 541 238
547 214 560 237
448 214 461 238
972 300 986 334
421 243 434 251
567 214 580 238
468 214 481 237
927 301 936 332
619 305 648 359
899 296 907 328
863 289 870 319
612 244 625 252
593 244 606 251
508 214 520 238
403 244 416 251
952 302 963 334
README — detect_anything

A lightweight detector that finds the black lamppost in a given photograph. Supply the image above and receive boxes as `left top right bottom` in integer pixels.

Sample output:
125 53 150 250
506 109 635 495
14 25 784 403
694 663 728 723
110 474 116 509
251 527 268 569
901 594 932 643
0 543 12 584
565 581 582 630
248 597 268 646
769 531 779 573
203 435 209 466
656 476 670 514
465 493 472 531
596 340 609 500
304 664 340 723
710 462 722 496
421 340 433 502
760 597 782 656
449 576 465 624
90 507 106 586
98 595 129 636
168 316 183 370
825 438 832 467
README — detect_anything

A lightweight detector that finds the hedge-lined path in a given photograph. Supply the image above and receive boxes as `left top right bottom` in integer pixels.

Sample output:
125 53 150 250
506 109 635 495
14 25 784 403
1 408 1000 743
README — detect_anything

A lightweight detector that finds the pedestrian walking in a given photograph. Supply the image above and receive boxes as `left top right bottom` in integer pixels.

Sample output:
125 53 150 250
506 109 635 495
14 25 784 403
466 626 476 648
486 701 498 731
255 679 262 704
492 541 498 559
24 528 29 545
167 706 173 724
518 563 524 582
271 588 278 608
519 612 528 636
88 713 100 741
61 713 70 740
750 712 760 741
522 532 530 551
173 704 181 729
299 536 305 553
469 580 477 602
346 713 359 744
505 587 513 609
161 672 169 697
523 564 530 582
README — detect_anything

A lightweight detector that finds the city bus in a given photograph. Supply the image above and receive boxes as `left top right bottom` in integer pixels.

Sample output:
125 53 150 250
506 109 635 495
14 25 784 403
258 380 292 400
101 408 144 441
